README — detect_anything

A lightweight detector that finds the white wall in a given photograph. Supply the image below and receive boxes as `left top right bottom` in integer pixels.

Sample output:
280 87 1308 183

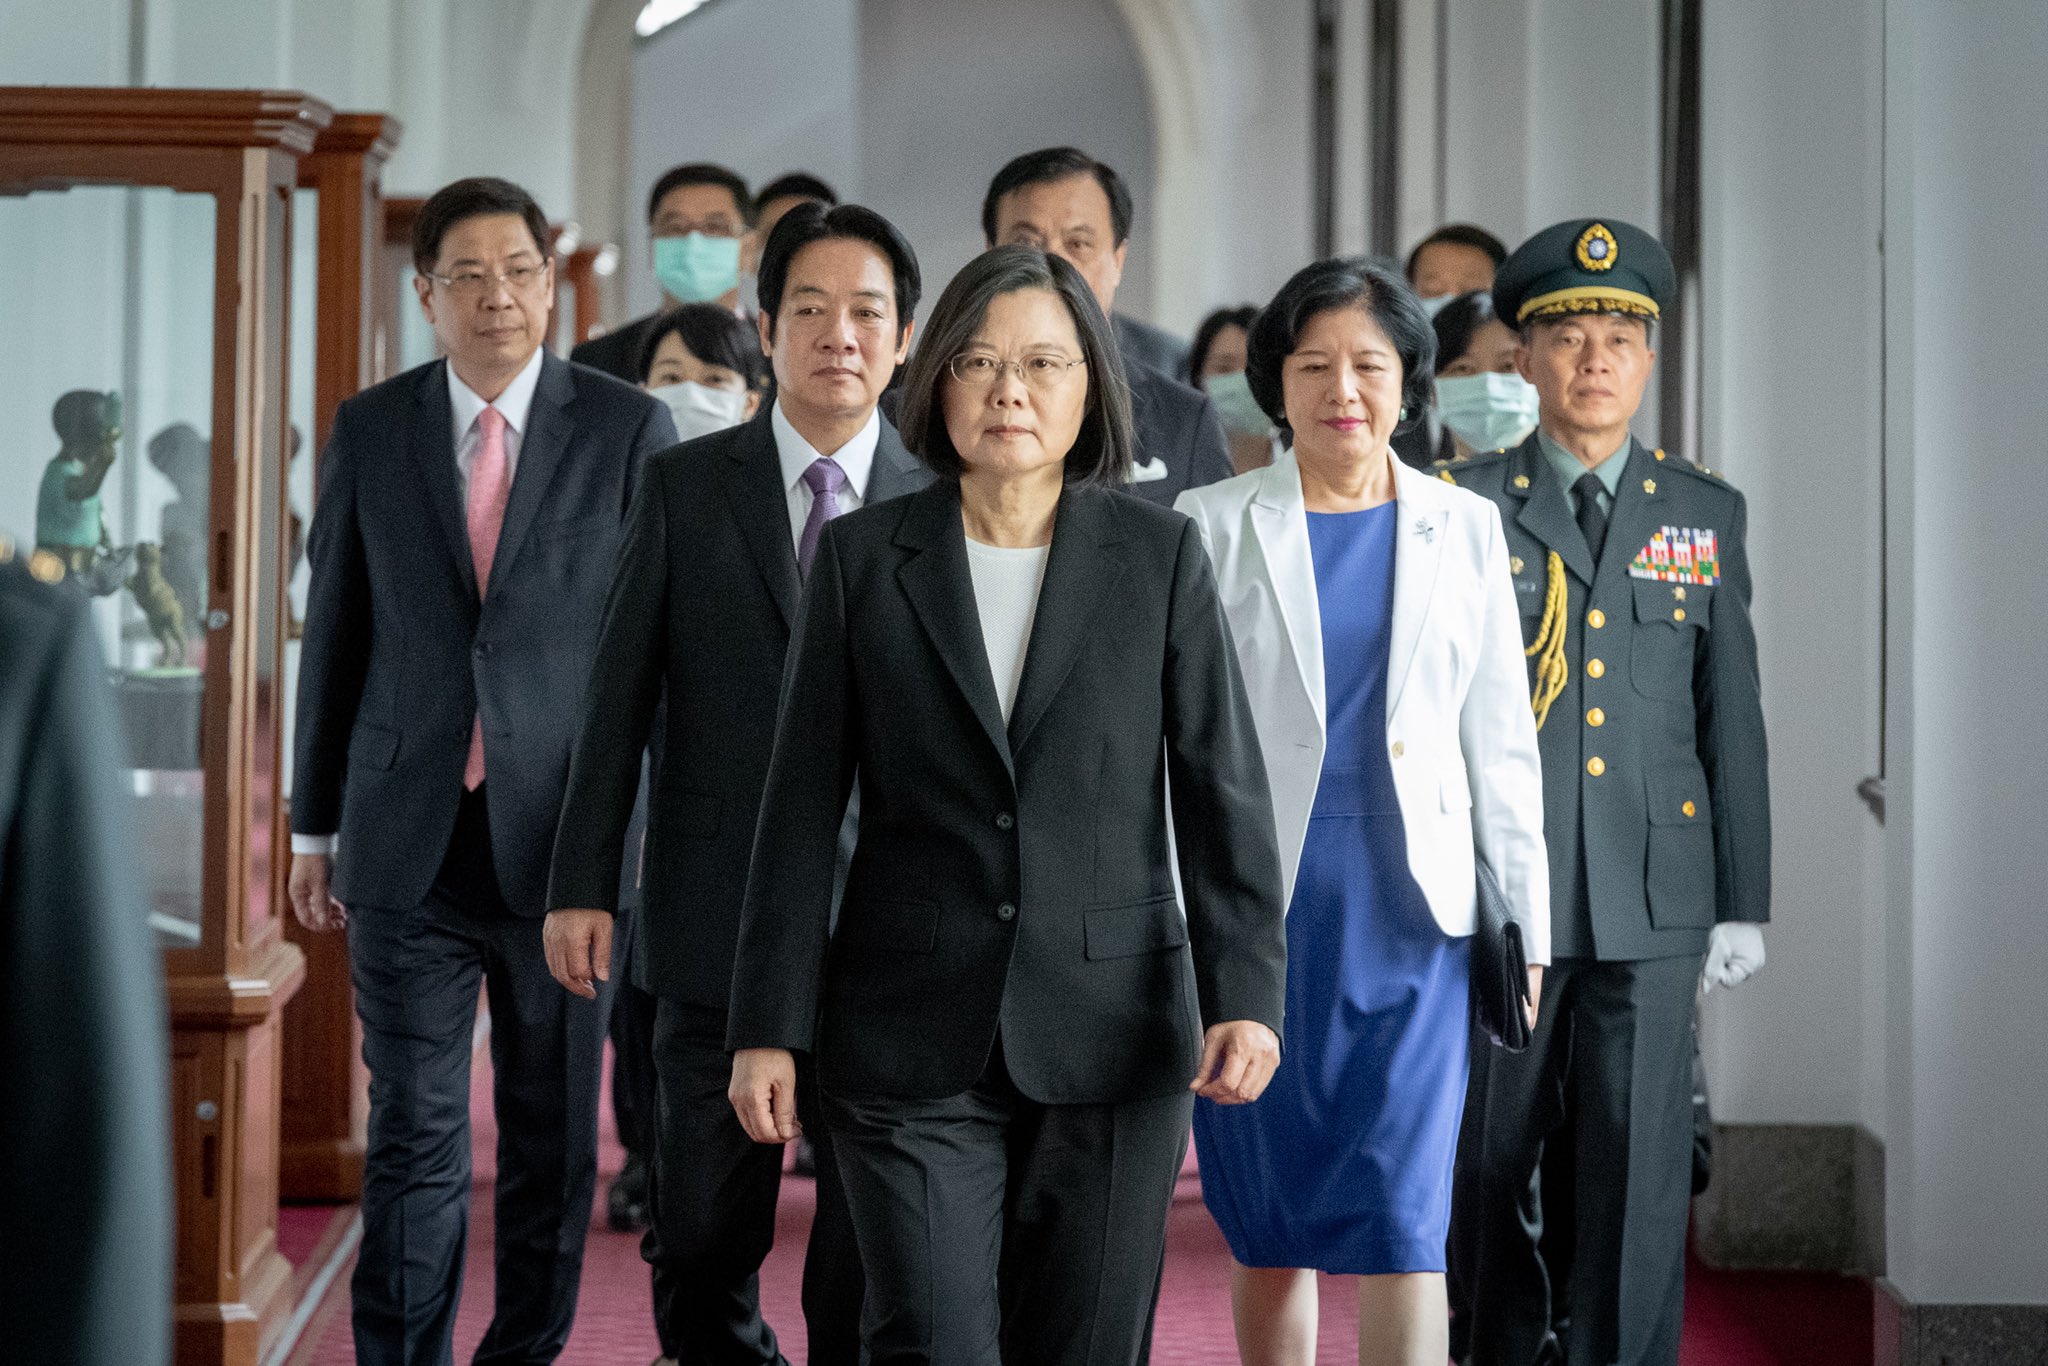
1693 0 1887 1139
1880 0 2048 1308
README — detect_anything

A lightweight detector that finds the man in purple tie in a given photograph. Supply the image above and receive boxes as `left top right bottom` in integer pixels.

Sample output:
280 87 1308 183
287 177 676 1366
543 201 930 1366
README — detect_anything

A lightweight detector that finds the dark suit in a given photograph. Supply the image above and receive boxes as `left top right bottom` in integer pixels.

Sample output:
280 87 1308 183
548 407 930 1364
1113 311 1190 381
294 351 674 1365
1121 351 1233 507
1444 436 1770 1366
726 481 1287 1364
0 551 171 1366
569 309 665 384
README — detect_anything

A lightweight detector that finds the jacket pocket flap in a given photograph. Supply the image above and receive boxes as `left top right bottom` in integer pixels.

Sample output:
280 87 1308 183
1084 894 1188 960
1631 578 1712 628
1645 765 1712 827
348 722 399 770
835 899 939 954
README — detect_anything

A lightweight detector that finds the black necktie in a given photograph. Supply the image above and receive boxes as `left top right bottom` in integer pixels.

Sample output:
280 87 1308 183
1574 473 1608 562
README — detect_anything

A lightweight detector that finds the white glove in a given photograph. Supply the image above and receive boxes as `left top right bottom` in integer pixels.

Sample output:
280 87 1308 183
1700 923 1766 995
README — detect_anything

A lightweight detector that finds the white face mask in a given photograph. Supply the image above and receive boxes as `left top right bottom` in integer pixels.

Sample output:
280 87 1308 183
649 380 750 442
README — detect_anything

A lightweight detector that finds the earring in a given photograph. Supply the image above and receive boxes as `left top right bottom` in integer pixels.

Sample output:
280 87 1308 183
1399 405 1409 422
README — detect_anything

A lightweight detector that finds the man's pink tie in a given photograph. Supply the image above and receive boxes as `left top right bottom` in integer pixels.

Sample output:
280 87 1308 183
464 406 511 790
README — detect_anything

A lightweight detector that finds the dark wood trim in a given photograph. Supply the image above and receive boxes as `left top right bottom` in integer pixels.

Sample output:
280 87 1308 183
0 86 332 153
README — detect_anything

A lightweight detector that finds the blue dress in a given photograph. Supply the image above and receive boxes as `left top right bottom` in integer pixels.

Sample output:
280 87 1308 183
1193 502 1473 1274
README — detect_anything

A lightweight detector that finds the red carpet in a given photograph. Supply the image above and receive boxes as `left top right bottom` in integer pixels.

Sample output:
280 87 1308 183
290 1048 1871 1365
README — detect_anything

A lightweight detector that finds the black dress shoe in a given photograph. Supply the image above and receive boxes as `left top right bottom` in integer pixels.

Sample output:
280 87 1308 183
607 1151 652 1232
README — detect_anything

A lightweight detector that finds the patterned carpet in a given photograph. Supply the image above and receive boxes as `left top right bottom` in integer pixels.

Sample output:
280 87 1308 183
284 1045 1871 1365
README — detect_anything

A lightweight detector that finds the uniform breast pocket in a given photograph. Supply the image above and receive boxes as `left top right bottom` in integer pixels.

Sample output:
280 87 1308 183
1629 580 1712 700
1644 765 1715 929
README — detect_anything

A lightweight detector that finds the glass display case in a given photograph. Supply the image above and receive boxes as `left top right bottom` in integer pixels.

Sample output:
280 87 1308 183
279 111 399 1207
0 85 331 1366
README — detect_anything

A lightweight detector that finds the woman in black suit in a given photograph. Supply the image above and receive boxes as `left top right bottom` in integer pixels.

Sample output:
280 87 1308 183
726 246 1289 1365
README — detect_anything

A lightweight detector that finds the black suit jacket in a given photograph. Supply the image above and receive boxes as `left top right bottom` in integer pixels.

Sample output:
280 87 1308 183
292 352 677 915
569 311 665 384
725 481 1288 1105
1444 436 1771 960
1122 351 1233 507
0 555 170 1365
547 408 932 1003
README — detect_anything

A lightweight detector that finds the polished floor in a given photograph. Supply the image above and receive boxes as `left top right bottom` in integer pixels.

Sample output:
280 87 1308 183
282 1044 1872 1365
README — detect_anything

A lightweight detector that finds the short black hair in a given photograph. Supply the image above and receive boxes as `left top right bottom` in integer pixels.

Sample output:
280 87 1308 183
756 201 921 341
1186 305 1259 385
636 302 768 390
1403 223 1510 281
1246 256 1436 434
755 171 838 213
980 146 1133 248
1430 290 1500 369
898 246 1135 489
645 162 753 227
412 176 551 275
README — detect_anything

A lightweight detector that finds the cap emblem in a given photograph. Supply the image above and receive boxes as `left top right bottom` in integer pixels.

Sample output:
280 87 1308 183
1576 223 1619 273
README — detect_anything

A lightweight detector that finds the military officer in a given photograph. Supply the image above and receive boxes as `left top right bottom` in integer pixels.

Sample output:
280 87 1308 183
1442 219 1770 1366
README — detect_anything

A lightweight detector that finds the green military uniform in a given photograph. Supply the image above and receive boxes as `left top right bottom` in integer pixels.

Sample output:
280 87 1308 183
1445 220 1771 1366
0 536 172 1364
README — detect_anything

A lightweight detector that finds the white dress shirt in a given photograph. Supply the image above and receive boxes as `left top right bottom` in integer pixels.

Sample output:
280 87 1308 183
772 400 880 549
964 539 1052 721
292 349 548 858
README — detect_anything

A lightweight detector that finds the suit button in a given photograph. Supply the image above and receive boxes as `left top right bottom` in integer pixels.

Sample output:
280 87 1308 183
1587 658 1606 679
1586 756 1606 777
1683 800 1697 818
1588 609 1607 629
996 902 1017 922
1391 740 1405 758
1586 707 1605 727
995 812 1014 831
1673 608 1687 622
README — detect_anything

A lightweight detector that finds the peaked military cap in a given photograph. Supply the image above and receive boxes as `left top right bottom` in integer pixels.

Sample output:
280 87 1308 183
1493 217 1675 327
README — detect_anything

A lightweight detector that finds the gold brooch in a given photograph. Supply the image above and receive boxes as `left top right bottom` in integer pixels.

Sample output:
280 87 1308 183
1513 474 1531 489
1576 223 1619 273
1644 479 1657 494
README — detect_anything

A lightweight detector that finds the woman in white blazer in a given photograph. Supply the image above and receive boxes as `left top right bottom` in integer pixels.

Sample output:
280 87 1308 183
1175 258 1548 1366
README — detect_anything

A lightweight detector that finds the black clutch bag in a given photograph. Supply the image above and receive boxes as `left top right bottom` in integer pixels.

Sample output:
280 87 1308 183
1471 858 1533 1051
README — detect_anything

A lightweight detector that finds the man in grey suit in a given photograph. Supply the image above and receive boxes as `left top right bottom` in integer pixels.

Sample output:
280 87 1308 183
983 146 1231 506
287 177 676 1366
544 201 929 1366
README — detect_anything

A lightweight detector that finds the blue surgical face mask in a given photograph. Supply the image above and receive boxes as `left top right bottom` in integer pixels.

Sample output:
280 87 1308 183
1435 371 1540 454
1203 370 1272 439
1418 293 1456 319
653 232 742 304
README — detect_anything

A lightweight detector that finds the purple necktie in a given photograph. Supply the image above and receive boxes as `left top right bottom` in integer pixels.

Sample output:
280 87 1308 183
797 457 848 580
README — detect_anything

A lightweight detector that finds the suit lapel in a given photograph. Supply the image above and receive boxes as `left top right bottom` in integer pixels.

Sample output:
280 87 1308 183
894 483 1013 772
722 409 803 630
1006 487 1125 756
1249 453 1326 734
1385 461 1449 719
410 361 477 599
1510 433 1597 586
487 351 575 594
1595 440 1666 593
866 419 926 503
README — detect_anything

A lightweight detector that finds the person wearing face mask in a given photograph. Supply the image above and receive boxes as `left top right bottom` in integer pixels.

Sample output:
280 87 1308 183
545 201 932 1366
1432 291 1540 462
1395 226 1509 469
639 303 766 440
1189 304 1277 475
572 162 755 384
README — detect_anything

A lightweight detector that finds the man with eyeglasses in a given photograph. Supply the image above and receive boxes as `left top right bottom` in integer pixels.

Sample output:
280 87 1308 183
574 162 757 383
289 176 676 1366
983 146 1232 506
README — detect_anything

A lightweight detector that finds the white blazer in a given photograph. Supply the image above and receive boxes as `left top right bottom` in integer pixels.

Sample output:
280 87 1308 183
1176 451 1551 964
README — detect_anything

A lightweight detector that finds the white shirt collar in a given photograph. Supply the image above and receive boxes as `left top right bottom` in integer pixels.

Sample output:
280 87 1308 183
447 346 546 440
771 399 880 500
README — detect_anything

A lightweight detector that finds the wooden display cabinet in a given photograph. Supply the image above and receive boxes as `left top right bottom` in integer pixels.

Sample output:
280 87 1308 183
0 87 331 1366
279 111 401 1206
